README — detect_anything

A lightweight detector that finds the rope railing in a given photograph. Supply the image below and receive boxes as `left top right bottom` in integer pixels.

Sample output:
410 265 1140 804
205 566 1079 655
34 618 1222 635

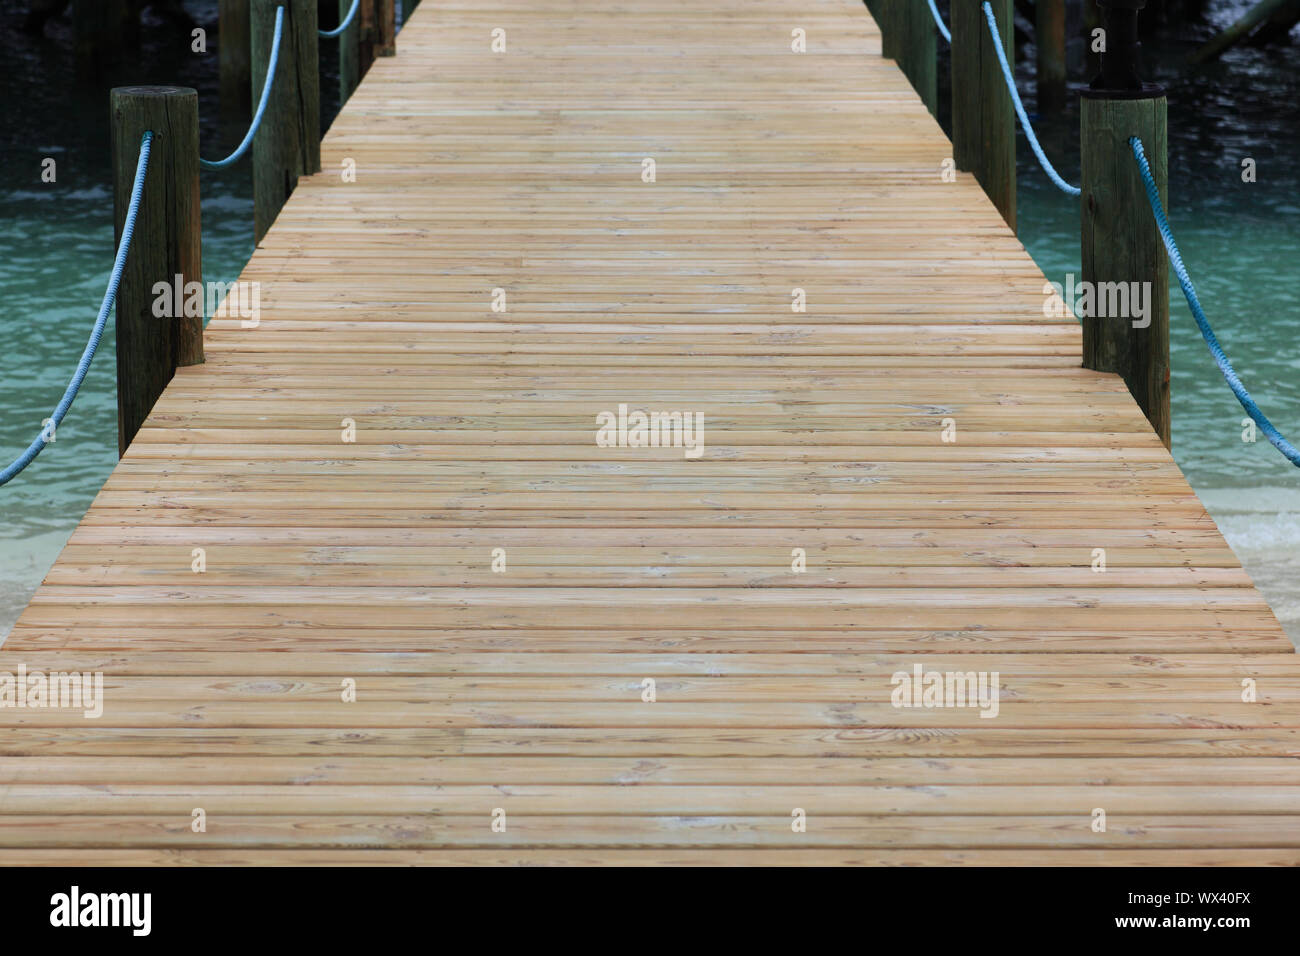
3 2 401 489
981 2 1080 197
0 132 153 487
913 1 1295 465
1130 137 1300 467
926 0 951 43
923 1 1079 197
199 4 285 170
320 0 361 38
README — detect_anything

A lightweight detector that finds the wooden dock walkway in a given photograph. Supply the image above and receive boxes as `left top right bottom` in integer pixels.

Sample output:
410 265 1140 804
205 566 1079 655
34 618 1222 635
2 0 1297 865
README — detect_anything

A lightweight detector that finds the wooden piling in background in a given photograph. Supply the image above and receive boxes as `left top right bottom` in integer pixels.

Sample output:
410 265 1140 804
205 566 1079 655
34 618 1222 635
376 0 397 56
252 0 320 243
340 0 362 103
341 1 396 105
110 86 204 455
357 0 378 78
951 0 1015 231
355 0 396 76
220 0 251 122
1036 0 1067 110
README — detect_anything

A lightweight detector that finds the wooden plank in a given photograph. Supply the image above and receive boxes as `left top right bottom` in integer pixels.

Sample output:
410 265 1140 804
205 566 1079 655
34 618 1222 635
3 727 1298 759
4 848 1298 866
0 814 1296 849
9 653 1300 677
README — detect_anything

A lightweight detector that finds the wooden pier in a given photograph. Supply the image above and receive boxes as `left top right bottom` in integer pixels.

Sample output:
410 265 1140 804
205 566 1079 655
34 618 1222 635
1 0 1297 865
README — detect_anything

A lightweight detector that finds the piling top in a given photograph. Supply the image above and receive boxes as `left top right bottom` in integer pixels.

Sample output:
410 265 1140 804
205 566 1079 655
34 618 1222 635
111 85 199 102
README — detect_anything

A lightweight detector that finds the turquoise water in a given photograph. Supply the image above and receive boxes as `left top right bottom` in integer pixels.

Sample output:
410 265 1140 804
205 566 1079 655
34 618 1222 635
1013 7 1300 644
0 0 354 632
1 2 1297 642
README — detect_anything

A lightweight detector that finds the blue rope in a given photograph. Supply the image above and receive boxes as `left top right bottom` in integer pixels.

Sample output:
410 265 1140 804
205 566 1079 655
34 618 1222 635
0 132 153 488
927 0 951 43
982 1 1080 197
200 5 284 170
320 0 360 38
1130 137 1300 467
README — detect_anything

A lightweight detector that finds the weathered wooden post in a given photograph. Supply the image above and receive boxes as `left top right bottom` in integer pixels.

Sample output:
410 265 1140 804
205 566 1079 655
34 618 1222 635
356 0 397 74
110 87 204 455
252 0 320 243
220 0 251 122
376 0 397 56
1081 0 1170 446
341 1 395 106
339 0 362 103
1036 0 1067 110
358 0 379 79
951 0 1015 231
881 0 937 117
